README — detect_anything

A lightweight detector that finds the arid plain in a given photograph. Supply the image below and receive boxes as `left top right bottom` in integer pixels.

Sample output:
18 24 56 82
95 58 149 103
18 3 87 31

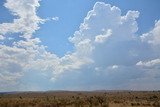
0 91 160 107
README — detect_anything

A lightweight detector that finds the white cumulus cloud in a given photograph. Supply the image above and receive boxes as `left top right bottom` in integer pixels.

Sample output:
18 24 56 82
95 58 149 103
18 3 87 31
0 1 160 91
95 29 112 43
0 0 43 39
136 59 160 68
141 20 160 46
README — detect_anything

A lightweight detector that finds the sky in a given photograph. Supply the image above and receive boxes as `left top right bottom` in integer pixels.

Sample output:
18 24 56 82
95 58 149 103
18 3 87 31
0 0 160 91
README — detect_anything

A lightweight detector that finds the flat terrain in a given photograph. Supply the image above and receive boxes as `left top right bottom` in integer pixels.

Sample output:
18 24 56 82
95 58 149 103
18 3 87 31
0 91 160 107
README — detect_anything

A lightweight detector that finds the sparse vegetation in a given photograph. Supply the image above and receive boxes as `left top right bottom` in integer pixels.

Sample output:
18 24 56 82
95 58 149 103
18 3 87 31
0 91 159 107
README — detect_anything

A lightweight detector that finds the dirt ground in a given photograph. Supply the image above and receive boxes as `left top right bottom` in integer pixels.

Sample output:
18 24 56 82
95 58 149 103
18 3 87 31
0 91 160 107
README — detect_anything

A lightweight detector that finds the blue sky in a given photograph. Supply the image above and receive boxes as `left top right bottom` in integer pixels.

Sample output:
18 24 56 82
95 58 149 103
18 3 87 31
0 0 160 91
35 0 160 56
1 0 160 55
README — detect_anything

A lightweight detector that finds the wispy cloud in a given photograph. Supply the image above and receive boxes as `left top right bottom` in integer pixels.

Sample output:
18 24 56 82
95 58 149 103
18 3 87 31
52 17 59 21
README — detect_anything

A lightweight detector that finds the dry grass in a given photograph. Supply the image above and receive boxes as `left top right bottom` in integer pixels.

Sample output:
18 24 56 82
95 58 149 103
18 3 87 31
0 91 160 107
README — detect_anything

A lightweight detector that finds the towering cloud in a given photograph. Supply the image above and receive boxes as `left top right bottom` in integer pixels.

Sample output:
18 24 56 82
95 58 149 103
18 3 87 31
0 1 160 91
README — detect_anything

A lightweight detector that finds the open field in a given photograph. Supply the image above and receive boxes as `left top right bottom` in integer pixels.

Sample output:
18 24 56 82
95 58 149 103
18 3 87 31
0 91 160 107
